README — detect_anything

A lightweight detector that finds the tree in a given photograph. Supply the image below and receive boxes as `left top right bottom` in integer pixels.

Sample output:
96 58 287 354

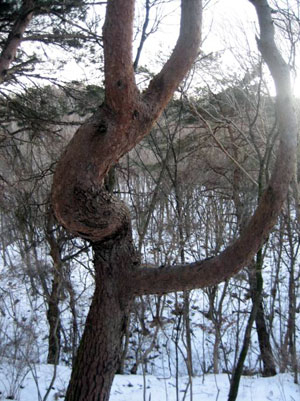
52 1 201 399
52 0 297 401
1 0 297 400
51 0 297 400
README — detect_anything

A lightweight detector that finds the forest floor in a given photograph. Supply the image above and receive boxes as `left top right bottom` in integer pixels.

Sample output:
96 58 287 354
0 361 299 401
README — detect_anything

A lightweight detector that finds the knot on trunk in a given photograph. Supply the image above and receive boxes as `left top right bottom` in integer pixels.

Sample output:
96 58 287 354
53 183 131 242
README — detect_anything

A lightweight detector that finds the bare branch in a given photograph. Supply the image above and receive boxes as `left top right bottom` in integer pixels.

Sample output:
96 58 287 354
133 0 151 71
188 100 259 186
130 0 298 296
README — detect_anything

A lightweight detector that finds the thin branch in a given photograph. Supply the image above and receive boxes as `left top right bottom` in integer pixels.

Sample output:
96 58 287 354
134 0 151 71
189 100 258 186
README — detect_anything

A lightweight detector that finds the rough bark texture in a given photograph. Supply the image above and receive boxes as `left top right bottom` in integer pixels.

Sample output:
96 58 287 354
52 0 202 242
65 228 138 401
255 300 277 376
249 253 276 377
52 2 202 399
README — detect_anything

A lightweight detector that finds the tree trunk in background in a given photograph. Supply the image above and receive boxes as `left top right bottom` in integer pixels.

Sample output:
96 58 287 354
231 123 276 379
227 251 263 401
252 280 276 377
284 202 298 383
228 242 276 401
0 0 35 83
65 274 80 366
227 298 258 401
47 274 62 365
46 211 64 365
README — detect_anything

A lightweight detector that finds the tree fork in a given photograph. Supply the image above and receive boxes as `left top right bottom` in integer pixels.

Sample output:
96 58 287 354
52 0 202 242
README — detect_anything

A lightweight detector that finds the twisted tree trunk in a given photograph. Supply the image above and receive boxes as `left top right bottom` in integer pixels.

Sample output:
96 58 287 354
51 0 297 400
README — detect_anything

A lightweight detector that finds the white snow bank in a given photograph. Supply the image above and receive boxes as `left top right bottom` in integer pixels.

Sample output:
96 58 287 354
0 361 299 401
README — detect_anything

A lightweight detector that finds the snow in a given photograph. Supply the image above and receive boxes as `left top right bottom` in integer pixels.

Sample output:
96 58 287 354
0 361 299 401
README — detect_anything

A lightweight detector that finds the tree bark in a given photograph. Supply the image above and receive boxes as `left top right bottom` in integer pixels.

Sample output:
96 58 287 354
255 299 277 376
250 252 276 378
46 210 64 365
47 274 62 365
65 228 138 401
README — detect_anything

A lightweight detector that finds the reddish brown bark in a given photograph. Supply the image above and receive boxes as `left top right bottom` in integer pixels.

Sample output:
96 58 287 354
51 0 202 242
0 0 35 83
65 230 138 401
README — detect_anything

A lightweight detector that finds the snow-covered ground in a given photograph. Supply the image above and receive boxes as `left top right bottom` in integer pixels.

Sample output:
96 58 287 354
0 361 299 401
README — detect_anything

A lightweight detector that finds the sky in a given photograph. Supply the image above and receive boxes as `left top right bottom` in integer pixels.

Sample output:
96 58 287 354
129 0 297 97
23 0 299 97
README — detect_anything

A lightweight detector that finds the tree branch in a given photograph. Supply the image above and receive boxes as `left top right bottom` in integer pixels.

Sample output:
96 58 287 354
133 0 151 71
102 0 138 113
52 0 202 241
143 0 202 120
0 0 35 84
130 0 298 296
